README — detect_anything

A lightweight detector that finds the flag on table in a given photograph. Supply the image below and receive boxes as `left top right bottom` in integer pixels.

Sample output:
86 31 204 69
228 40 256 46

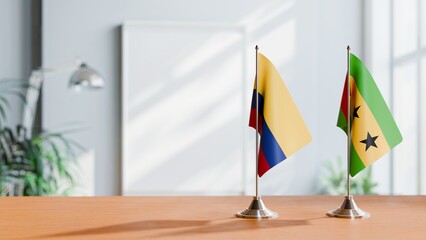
337 53 403 177
249 53 311 177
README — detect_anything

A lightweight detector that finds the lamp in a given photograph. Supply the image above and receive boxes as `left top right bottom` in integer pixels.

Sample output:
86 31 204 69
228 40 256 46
69 63 105 90
22 61 105 137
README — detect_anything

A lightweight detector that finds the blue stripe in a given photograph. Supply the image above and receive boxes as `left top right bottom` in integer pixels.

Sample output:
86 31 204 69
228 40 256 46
250 90 264 114
260 120 287 168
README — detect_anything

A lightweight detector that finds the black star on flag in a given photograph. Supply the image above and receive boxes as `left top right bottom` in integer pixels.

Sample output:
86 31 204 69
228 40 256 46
353 105 360 119
360 132 379 151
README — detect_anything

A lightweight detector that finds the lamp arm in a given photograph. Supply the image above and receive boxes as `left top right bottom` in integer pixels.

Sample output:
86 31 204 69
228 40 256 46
22 71 43 137
22 63 79 136
22 61 104 136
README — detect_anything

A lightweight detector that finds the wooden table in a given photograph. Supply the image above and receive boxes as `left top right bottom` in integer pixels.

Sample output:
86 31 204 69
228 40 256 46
0 196 425 239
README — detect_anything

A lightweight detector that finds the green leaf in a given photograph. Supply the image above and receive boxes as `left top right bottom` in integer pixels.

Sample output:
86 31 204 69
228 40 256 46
0 105 6 122
318 156 378 195
0 96 11 108
0 122 80 196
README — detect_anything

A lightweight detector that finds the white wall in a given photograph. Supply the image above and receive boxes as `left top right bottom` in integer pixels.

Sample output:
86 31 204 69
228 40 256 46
364 0 393 194
42 0 363 195
0 0 32 127
365 0 426 195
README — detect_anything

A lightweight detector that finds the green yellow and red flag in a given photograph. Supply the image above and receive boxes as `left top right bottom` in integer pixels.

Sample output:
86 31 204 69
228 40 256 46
337 53 402 177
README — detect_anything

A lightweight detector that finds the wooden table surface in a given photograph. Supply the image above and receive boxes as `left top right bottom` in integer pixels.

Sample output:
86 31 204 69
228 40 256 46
0 196 425 239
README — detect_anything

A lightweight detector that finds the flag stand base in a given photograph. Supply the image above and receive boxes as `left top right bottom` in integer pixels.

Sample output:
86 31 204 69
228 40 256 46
327 195 370 219
236 196 278 219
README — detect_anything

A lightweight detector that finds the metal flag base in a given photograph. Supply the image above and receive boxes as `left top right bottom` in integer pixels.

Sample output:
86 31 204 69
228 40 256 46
327 195 370 219
236 196 278 219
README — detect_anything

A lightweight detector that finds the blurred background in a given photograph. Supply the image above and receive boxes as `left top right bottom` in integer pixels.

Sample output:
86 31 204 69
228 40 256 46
0 0 424 196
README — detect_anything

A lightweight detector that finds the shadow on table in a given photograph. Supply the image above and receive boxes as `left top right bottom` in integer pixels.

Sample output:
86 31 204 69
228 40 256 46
36 220 210 238
36 217 314 239
153 218 310 238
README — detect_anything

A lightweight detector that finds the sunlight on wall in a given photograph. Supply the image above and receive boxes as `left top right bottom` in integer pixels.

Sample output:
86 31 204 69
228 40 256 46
241 0 294 30
393 0 417 58
365 0 426 195
173 31 243 79
121 0 361 196
393 62 419 194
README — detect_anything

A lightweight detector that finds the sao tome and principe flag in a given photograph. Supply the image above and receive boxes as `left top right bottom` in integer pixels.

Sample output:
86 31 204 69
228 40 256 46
337 53 403 177
249 53 311 177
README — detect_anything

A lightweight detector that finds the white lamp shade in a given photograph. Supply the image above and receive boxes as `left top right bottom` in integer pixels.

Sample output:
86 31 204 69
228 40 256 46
69 63 104 90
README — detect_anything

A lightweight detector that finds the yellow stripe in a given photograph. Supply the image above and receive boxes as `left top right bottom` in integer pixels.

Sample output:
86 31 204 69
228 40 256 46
257 53 311 156
350 76 390 166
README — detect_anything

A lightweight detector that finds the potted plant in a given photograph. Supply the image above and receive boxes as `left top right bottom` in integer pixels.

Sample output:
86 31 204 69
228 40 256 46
318 156 378 195
0 79 80 196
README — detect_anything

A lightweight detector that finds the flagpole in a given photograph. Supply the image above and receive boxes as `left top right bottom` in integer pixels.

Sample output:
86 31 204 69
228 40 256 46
236 45 277 219
326 46 369 218
346 45 351 197
255 45 259 198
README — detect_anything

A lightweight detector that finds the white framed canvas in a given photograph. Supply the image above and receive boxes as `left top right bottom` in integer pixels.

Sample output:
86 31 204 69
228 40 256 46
121 21 249 195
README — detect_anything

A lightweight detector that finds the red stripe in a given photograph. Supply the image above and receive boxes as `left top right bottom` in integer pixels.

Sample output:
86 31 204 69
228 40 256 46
258 147 270 177
249 108 263 134
340 72 349 121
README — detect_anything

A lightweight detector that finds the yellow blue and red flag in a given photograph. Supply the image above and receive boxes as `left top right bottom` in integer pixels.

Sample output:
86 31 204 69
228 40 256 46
249 53 311 177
